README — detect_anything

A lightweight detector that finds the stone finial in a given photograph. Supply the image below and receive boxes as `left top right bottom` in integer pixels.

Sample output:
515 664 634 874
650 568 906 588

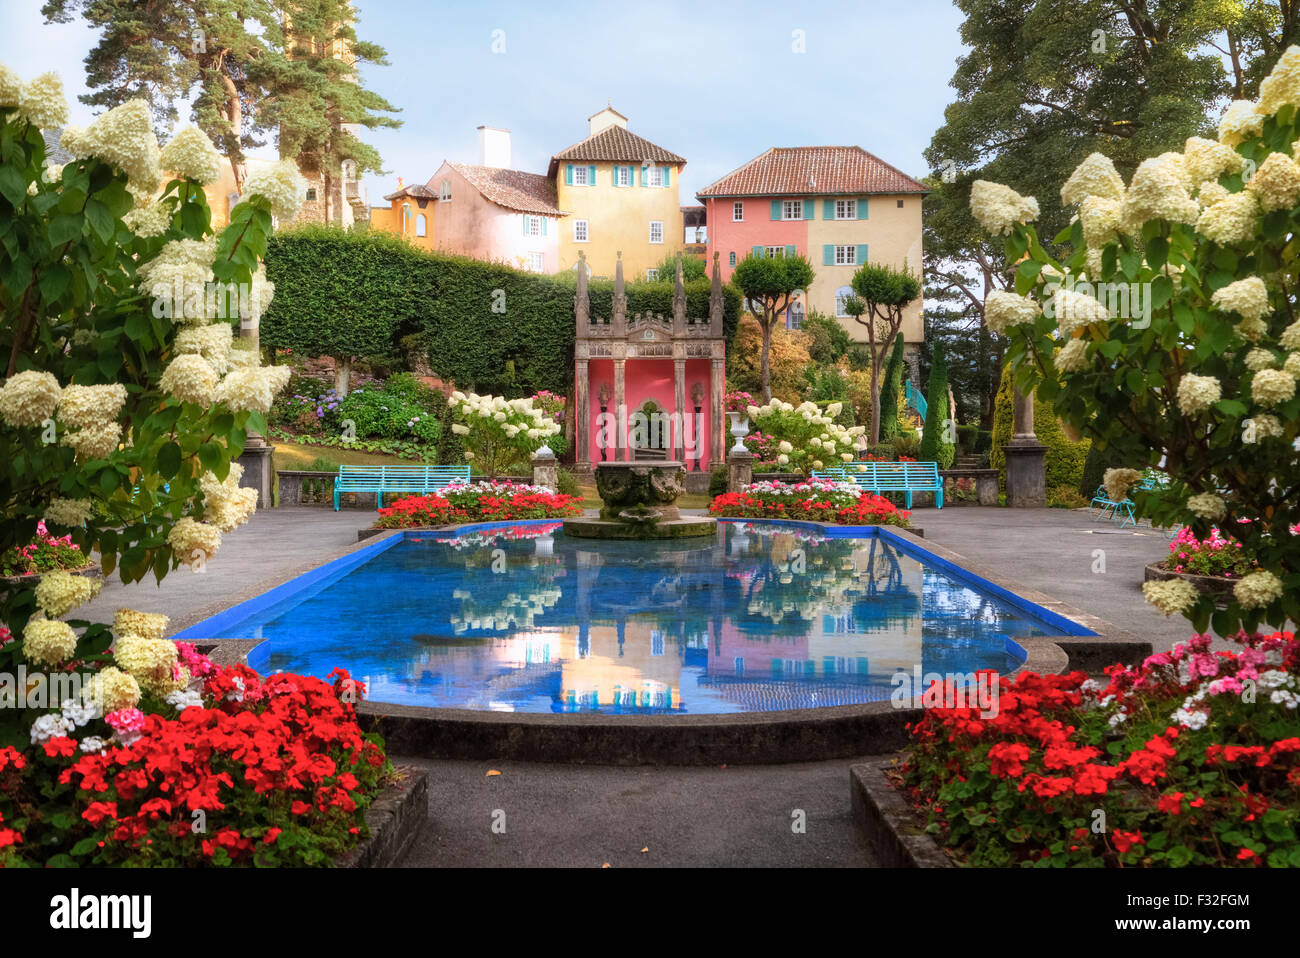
672 252 686 334
575 250 590 329
709 250 724 336
612 250 627 335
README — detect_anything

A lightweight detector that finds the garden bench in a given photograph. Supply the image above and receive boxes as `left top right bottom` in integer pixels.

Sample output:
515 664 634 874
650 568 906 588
333 464 471 510
1089 468 1169 529
813 462 943 509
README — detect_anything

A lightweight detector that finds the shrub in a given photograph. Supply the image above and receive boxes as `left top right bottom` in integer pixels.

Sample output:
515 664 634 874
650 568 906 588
708 479 911 527
1164 527 1261 578
335 381 441 444
956 424 980 453
1047 484 1088 509
878 334 906 440
709 466 729 498
448 391 563 476
802 310 852 364
741 398 867 475
728 316 812 403
0 522 90 578
901 629 1300 867
555 467 580 497
804 365 850 403
919 341 956 469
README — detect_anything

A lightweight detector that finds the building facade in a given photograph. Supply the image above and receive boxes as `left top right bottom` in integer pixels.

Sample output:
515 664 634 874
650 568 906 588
697 146 928 346
549 107 687 280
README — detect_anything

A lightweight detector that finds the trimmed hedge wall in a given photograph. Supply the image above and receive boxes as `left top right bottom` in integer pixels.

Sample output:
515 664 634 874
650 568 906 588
262 227 741 399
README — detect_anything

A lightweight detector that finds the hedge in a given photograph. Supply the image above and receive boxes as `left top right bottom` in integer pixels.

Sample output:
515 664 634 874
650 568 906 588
263 227 740 399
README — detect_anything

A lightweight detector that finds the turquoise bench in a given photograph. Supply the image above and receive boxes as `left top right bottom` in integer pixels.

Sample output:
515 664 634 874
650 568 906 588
813 462 943 509
1089 468 1169 529
333 464 471 510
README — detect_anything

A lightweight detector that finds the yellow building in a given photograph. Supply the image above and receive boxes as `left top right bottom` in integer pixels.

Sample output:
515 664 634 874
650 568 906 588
548 107 686 280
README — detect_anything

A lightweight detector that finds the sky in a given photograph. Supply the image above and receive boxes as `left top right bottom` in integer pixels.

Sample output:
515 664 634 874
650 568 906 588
0 0 969 206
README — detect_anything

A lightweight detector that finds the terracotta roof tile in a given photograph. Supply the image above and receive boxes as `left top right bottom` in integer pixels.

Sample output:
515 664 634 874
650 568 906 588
697 146 928 198
549 125 686 172
383 184 437 201
445 163 566 216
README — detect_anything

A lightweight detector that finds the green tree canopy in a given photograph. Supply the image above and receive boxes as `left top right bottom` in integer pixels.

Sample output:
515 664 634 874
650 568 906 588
847 262 922 445
731 251 815 401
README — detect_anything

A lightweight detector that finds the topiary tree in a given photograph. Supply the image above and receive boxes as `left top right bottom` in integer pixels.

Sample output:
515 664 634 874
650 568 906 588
0 69 295 746
988 363 1015 491
972 48 1300 633
878 333 906 440
731 251 815 401
918 341 956 469
846 262 922 445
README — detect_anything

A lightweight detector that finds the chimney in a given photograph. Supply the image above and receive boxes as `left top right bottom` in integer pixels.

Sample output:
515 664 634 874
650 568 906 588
477 126 511 168
588 105 628 137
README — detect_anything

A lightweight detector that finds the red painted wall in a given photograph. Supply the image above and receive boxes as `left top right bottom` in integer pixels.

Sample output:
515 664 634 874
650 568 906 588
585 358 714 463
703 197 809 285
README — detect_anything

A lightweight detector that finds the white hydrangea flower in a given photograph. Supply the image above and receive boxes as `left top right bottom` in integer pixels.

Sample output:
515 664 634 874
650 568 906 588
123 201 172 239
1122 154 1199 228
1053 287 1110 334
56 383 126 429
969 180 1039 236
213 364 291 415
1060 152 1125 205
1079 195 1123 246
1218 99 1265 147
61 99 161 194
167 517 222 567
1142 578 1199 617
1183 136 1245 187
984 290 1041 335
1186 493 1226 520
17 71 69 129
159 124 223 185
1196 190 1260 244
1257 45 1300 115
174 322 233 374
0 370 62 427
1246 151 1300 212
1244 348 1278 371
1176 374 1222 416
1056 337 1090 373
1234 570 1283 609
240 158 308 222
60 421 122 461
0 61 21 106
1250 368 1296 407
160 354 219 406
44 497 93 528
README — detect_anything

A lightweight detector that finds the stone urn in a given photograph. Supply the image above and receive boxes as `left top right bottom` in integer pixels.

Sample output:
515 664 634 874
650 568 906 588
594 461 686 523
727 412 750 454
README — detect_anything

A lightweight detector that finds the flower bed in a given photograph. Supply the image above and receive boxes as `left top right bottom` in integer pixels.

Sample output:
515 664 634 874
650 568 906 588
1163 526 1258 578
708 479 911 527
375 481 583 528
0 521 90 578
899 629 1300 867
1 651 393 867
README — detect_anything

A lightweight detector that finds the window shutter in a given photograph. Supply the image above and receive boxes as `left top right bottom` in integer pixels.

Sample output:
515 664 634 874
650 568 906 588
858 198 869 220
522 215 529 236
541 217 548 236
638 166 645 187
856 244 869 264
588 164 596 185
823 245 834 266
770 200 781 220
662 166 671 187
565 164 573 186
803 202 814 220
785 244 796 258
823 199 834 219
752 245 764 258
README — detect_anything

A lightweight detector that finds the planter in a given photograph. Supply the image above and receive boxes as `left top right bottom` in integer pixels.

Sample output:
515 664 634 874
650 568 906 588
332 765 428 868
0 559 101 593
1143 561 1238 601
849 757 954 868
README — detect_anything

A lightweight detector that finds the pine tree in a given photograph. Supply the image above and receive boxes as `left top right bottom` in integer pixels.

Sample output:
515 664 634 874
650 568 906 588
877 334 906 441
919 341 954 469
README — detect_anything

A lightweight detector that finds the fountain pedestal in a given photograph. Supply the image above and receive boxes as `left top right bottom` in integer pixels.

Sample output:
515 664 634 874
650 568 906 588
562 461 717 540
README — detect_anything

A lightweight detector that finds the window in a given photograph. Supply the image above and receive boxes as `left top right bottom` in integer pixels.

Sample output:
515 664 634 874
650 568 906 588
527 252 544 272
651 631 665 656
728 251 736 267
572 165 589 186
616 166 631 187
525 215 541 237
782 199 803 220
649 220 664 244
834 245 857 266
835 199 857 219
305 187 317 202
897 199 904 208
765 246 786 259
574 219 588 242
835 285 855 317
787 294 805 330
416 214 427 237
646 268 659 280
732 201 744 222
645 166 663 187
439 180 451 201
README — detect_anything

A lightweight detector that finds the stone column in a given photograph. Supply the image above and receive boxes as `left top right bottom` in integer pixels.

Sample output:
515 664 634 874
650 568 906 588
613 358 626 462
235 313 274 508
710 357 725 470
574 358 591 475
727 451 754 494
673 357 686 462
1005 386 1047 508
532 447 558 491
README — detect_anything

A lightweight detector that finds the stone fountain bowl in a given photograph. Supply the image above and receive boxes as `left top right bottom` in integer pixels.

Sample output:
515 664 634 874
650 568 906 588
563 461 717 539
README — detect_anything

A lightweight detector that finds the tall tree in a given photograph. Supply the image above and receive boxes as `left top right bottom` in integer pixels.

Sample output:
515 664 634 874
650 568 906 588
731 252 815 402
846 263 922 446
268 0 401 224
877 334 906 441
919 341 955 469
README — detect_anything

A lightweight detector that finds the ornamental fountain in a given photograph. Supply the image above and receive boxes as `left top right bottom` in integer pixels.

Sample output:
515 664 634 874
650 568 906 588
561 460 717 540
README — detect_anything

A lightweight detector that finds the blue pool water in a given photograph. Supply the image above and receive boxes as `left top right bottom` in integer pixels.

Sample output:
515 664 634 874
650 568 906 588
177 521 1091 715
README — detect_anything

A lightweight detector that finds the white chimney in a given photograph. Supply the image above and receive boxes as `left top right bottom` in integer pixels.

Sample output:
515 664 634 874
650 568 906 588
477 126 511 169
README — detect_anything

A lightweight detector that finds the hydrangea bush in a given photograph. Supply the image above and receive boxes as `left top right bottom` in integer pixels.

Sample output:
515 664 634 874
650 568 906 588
742 399 868 476
971 48 1300 634
448 391 563 476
